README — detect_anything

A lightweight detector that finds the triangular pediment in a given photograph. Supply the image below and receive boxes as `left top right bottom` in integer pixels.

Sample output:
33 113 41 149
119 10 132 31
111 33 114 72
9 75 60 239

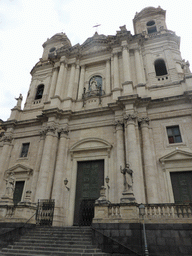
82 45 108 55
4 164 33 179
159 149 192 163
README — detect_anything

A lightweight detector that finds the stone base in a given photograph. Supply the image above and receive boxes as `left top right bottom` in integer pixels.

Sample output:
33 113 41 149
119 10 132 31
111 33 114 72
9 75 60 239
120 191 136 203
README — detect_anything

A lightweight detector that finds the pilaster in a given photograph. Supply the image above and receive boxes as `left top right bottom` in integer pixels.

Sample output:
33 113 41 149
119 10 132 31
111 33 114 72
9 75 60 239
138 117 159 203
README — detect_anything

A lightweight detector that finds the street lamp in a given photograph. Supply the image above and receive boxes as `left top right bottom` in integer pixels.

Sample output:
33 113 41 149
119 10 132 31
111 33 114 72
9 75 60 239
64 178 70 191
139 204 149 256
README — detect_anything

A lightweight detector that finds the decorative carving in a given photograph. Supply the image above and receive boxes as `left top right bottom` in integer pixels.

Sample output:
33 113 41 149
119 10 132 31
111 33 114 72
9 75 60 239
2 135 12 143
122 45 128 51
59 126 69 137
138 117 150 126
95 186 110 204
124 114 137 126
3 172 15 199
45 125 57 135
114 120 124 130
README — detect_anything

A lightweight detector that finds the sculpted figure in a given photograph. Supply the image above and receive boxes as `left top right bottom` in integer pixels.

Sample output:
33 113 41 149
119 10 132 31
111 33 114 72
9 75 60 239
5 173 15 198
15 94 23 109
90 78 98 91
120 164 133 192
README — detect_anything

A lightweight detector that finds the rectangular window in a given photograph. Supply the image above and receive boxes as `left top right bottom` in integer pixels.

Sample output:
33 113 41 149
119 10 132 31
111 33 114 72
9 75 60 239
166 126 182 144
20 143 30 157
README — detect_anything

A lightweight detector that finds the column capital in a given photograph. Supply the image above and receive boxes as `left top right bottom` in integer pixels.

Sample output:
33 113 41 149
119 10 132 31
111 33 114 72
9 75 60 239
43 125 57 136
1 135 13 144
122 45 129 51
114 120 124 129
138 117 150 127
58 126 69 138
124 114 137 126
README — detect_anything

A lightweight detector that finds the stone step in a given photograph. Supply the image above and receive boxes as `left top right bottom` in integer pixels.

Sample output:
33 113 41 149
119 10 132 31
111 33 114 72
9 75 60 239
27 233 92 237
19 238 92 244
3 246 102 253
13 242 95 249
1 248 109 256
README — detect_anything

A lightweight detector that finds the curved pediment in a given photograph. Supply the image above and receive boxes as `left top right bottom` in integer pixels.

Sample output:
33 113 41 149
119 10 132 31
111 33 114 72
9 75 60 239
4 164 33 179
159 149 192 163
70 138 112 153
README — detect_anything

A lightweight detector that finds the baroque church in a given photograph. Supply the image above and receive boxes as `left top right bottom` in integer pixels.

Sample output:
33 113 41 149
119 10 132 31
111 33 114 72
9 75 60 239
0 5 192 236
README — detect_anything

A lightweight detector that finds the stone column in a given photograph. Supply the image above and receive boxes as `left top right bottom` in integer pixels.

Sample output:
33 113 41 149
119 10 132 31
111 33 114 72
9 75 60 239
31 130 46 202
73 64 80 99
139 117 159 203
0 135 13 198
61 64 68 99
114 120 125 201
122 45 131 82
135 49 146 85
52 127 69 226
48 67 59 99
124 114 145 202
35 126 58 201
105 59 111 94
113 53 119 89
54 62 65 97
67 64 76 98
78 65 85 99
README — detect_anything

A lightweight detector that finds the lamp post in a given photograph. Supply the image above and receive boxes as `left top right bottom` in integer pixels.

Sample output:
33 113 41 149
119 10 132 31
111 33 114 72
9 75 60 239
139 204 149 256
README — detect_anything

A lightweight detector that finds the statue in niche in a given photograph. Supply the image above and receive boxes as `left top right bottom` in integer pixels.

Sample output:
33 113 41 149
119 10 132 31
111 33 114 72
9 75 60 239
4 173 15 199
120 164 133 192
90 78 98 91
15 94 23 109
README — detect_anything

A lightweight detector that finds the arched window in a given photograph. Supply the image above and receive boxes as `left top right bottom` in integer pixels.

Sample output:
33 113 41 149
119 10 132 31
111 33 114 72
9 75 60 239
154 59 168 76
146 20 157 34
35 84 44 100
89 76 102 91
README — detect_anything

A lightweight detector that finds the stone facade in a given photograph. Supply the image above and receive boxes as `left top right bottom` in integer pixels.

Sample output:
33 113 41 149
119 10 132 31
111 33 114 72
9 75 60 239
0 6 192 227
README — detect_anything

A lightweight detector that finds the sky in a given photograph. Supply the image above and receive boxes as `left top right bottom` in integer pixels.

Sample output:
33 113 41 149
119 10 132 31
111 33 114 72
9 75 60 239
0 0 192 121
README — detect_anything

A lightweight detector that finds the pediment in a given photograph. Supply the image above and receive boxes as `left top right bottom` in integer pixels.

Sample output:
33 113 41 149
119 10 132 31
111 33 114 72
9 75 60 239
159 149 192 163
70 138 112 153
4 164 33 179
82 45 108 55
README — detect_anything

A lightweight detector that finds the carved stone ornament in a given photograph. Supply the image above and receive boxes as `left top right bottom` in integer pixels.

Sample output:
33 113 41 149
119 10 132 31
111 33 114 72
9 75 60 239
45 125 57 134
138 117 150 126
2 135 13 143
59 126 69 136
114 120 124 128
124 114 137 121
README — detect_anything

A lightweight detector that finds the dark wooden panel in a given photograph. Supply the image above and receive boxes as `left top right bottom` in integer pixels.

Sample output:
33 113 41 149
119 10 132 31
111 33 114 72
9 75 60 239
13 181 25 205
171 171 192 204
74 160 104 225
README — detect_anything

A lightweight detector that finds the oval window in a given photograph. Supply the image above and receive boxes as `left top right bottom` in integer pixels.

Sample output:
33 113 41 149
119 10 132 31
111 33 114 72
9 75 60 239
49 47 56 53
146 20 155 26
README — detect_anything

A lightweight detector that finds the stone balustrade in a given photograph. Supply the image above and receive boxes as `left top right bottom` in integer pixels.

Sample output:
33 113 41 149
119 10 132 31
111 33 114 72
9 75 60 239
93 203 192 224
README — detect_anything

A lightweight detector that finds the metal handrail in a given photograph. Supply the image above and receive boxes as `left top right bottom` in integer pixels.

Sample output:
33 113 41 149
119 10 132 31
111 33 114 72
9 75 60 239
0 212 36 238
91 224 142 256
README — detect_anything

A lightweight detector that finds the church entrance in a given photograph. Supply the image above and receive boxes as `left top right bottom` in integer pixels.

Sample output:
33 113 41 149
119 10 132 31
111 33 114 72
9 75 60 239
74 160 104 226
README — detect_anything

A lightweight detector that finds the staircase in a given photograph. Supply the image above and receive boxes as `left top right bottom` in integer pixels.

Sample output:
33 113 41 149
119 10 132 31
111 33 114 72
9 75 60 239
1 226 110 256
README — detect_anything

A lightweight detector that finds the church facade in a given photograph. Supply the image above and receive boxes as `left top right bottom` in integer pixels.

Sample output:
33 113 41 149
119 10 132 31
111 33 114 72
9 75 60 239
0 6 192 228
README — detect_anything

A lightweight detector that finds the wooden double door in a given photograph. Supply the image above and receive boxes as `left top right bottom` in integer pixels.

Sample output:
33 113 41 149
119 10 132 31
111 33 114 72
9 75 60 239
74 160 104 226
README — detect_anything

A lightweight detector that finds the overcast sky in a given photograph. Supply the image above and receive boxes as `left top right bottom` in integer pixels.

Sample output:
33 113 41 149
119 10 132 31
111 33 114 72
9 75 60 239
0 0 192 121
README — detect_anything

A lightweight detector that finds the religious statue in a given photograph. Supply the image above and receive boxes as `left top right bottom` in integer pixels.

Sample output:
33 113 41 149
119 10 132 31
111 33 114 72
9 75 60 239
120 164 133 192
90 78 98 91
5 173 15 199
15 94 23 109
